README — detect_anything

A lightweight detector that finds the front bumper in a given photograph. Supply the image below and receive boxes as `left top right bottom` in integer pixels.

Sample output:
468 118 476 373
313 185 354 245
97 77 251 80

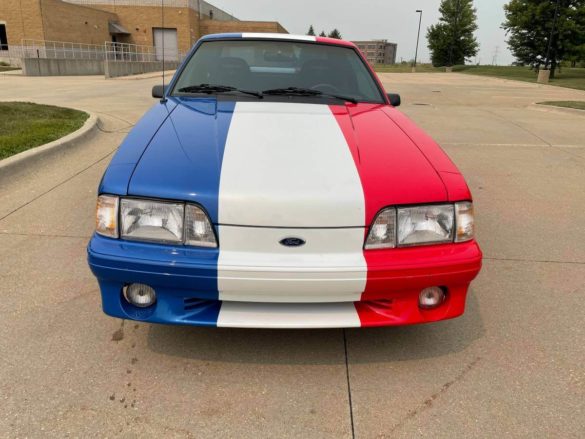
88 234 482 328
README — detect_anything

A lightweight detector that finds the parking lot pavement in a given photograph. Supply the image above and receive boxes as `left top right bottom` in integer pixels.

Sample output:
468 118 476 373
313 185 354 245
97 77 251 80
1 72 584 438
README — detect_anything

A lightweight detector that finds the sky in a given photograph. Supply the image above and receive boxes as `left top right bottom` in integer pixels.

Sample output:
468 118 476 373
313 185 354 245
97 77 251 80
208 0 515 65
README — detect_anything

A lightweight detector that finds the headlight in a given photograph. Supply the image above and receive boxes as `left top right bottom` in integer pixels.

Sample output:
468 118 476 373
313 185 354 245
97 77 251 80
397 204 454 246
365 203 473 249
96 195 119 238
120 198 184 244
365 208 396 249
95 195 218 248
185 204 218 248
455 201 475 242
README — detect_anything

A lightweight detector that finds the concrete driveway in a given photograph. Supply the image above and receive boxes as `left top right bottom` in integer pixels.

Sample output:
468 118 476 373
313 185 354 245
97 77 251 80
1 72 584 438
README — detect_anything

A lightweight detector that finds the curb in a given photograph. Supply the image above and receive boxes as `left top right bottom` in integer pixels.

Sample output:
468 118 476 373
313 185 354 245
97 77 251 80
529 103 585 117
0 113 99 185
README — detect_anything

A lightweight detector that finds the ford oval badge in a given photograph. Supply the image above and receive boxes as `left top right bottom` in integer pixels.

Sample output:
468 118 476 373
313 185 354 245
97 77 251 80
280 237 306 248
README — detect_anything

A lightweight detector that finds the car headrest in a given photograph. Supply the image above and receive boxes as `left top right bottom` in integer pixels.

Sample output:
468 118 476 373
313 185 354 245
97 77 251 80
212 57 252 88
298 59 355 90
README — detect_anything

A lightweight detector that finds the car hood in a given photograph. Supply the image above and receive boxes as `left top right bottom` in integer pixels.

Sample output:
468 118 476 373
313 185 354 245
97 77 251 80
128 99 447 227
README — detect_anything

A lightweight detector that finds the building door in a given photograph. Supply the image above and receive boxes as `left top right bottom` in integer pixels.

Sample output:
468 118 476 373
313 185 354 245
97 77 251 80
153 28 178 61
0 24 8 50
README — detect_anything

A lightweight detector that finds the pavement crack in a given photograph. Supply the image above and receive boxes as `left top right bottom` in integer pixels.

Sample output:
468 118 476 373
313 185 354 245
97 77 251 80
94 111 136 128
443 142 585 148
484 256 585 266
432 93 585 164
342 329 356 439
480 108 552 147
96 120 132 134
0 231 90 239
0 149 116 223
387 356 482 435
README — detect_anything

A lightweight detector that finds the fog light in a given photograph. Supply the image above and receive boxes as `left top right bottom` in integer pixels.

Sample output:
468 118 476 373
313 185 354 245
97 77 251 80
124 284 156 308
419 287 445 309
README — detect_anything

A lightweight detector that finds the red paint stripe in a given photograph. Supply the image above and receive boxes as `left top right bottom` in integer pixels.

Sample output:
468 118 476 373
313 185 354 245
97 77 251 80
330 103 379 326
354 285 470 327
332 103 451 326
315 37 355 47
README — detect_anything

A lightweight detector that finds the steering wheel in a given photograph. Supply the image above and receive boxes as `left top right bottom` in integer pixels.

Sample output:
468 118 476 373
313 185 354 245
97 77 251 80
311 83 342 94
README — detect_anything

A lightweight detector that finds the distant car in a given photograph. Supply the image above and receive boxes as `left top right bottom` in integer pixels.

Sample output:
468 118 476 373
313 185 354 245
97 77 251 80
88 33 482 328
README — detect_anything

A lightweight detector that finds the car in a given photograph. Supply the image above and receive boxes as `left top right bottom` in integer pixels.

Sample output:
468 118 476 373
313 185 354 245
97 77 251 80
87 33 482 329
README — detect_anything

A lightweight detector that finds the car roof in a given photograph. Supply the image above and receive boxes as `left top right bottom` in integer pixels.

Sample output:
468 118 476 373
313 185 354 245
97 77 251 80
200 32 356 48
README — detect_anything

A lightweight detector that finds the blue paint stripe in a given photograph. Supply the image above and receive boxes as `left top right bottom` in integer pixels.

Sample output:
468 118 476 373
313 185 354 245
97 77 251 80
200 33 243 41
96 278 223 326
207 100 236 322
128 99 236 223
125 98 237 309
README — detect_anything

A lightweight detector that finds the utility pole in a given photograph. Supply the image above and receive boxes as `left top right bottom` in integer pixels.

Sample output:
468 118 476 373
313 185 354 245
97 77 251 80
413 10 423 72
492 46 499 66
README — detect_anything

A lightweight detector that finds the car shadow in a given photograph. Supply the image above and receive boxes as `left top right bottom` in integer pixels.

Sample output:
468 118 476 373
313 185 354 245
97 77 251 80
146 290 484 365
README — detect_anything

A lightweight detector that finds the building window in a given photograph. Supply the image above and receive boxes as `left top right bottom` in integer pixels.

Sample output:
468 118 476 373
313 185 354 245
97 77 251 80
0 24 8 50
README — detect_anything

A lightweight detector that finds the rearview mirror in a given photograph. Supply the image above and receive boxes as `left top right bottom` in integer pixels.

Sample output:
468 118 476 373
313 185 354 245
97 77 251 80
387 93 401 107
152 85 169 99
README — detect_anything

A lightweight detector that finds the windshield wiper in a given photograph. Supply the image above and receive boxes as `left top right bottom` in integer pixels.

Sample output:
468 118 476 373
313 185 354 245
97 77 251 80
262 87 358 104
177 84 263 99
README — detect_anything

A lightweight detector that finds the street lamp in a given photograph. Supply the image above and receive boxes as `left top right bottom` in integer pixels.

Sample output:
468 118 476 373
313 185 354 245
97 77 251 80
413 10 423 71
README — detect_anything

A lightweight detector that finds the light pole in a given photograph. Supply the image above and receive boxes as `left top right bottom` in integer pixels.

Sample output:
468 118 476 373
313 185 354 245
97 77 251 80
413 9 423 72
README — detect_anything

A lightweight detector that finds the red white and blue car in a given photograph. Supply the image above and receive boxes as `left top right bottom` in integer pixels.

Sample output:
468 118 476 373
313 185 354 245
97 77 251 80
88 33 482 328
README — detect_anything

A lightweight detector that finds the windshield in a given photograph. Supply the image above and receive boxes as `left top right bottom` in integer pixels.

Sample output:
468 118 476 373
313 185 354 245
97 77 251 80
172 40 385 103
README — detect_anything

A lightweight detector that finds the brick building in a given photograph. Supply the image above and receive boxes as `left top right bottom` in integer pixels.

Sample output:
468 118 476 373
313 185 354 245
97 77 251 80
352 39 397 65
0 0 287 55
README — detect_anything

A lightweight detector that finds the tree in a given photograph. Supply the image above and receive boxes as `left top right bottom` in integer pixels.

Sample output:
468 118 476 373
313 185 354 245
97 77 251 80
503 0 585 78
319 31 327 37
307 25 316 36
427 0 479 67
327 29 343 39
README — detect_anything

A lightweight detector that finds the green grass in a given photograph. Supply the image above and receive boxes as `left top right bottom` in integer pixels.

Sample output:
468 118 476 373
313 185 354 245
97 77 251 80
0 102 88 160
0 65 20 72
374 63 444 73
537 101 585 111
452 65 585 91
375 63 585 91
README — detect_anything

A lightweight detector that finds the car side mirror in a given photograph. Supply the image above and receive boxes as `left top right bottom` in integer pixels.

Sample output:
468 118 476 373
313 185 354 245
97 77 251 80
152 85 169 99
387 93 401 107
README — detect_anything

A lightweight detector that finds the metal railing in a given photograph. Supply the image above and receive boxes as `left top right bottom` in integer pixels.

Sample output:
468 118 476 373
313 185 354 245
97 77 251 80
105 41 183 62
20 39 106 60
17 39 185 63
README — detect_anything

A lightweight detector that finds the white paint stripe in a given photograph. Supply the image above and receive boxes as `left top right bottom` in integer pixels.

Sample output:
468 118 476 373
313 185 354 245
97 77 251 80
217 301 360 328
217 102 367 303
219 102 365 227
241 33 317 42
217 226 367 302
